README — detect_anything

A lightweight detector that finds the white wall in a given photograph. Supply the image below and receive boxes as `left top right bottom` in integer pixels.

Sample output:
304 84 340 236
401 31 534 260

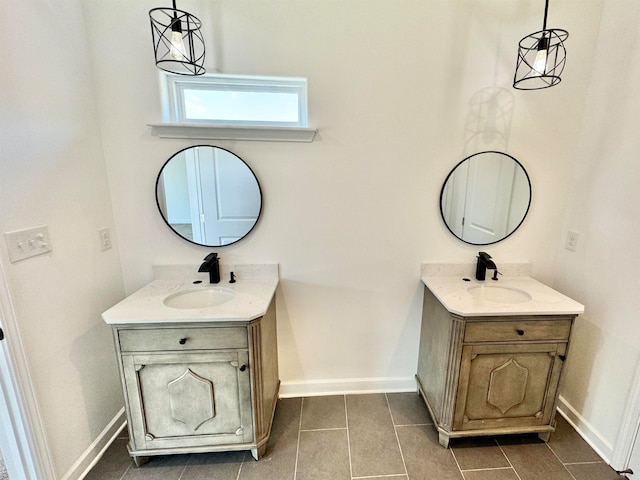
0 0 125 478
82 0 603 393
553 0 640 463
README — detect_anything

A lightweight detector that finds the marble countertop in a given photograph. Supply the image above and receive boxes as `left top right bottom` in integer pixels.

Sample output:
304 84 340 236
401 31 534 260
421 263 584 317
102 264 278 325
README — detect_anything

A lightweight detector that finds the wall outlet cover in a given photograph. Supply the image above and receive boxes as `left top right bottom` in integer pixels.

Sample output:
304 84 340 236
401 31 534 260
566 231 580 252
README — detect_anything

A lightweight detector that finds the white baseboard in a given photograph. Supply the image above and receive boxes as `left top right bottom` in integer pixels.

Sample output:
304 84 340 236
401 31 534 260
279 376 417 398
557 395 614 463
60 408 127 480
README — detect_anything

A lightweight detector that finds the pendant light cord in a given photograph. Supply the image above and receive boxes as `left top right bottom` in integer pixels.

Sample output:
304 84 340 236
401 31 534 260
542 0 549 31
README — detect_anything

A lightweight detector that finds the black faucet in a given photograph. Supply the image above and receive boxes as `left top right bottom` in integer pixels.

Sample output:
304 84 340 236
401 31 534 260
198 253 220 284
475 252 497 281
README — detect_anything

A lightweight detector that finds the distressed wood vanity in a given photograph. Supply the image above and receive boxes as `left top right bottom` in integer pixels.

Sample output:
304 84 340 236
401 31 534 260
417 265 584 448
103 265 279 465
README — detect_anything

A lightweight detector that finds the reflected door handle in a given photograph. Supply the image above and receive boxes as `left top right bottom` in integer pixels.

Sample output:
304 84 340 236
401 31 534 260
0 327 4 341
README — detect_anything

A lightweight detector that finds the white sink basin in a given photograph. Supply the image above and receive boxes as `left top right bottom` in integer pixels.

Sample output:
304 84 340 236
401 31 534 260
163 288 236 309
467 285 532 304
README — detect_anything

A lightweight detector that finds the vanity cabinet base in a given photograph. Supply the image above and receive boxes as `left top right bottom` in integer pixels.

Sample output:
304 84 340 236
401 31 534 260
417 375 555 448
416 287 575 448
113 299 279 464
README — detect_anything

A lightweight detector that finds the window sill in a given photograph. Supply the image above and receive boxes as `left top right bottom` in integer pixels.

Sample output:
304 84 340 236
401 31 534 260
148 123 317 143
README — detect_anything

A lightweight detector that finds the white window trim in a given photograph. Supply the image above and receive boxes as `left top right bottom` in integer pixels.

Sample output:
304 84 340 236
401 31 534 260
152 72 317 142
148 123 316 142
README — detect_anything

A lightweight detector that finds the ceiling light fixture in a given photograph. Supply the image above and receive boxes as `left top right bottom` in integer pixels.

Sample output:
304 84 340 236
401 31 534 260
513 0 568 90
149 1 205 76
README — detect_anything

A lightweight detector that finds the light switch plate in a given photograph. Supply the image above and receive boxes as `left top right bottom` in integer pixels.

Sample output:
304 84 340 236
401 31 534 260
4 225 52 263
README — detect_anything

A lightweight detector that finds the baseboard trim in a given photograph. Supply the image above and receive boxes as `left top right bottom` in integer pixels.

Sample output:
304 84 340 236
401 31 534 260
60 407 127 480
557 395 614 463
279 376 417 398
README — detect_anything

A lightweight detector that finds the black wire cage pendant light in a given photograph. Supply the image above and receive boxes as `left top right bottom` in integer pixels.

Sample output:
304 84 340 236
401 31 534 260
149 0 205 76
513 0 568 90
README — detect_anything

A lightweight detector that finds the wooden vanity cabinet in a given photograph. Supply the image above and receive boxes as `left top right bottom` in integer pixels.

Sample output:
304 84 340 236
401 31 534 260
111 300 279 465
417 287 575 448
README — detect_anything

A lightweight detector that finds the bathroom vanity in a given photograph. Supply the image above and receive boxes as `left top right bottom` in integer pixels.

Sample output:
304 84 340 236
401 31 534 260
102 265 279 465
417 264 584 448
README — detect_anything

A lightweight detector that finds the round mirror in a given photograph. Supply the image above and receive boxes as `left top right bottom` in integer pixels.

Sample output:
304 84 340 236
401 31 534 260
440 151 531 245
155 146 262 247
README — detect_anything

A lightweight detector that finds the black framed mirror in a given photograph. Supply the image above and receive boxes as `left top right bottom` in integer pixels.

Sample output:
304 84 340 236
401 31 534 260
155 146 262 247
440 151 531 245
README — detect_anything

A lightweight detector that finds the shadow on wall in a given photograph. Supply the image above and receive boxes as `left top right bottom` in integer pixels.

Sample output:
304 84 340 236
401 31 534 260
70 321 123 440
464 87 515 155
561 316 603 414
562 315 640 424
386 281 425 379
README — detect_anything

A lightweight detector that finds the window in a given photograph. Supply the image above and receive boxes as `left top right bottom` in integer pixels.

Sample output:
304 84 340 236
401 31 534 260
161 73 309 128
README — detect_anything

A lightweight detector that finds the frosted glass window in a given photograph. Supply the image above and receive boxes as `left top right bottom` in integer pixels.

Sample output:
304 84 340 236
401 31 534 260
162 73 308 127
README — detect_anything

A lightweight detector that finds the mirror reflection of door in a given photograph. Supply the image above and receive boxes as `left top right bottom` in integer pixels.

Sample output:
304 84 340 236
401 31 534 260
440 151 531 245
156 146 262 247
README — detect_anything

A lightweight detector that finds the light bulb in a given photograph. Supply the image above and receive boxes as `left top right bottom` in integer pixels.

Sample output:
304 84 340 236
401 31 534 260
531 35 550 77
532 49 547 76
170 20 186 61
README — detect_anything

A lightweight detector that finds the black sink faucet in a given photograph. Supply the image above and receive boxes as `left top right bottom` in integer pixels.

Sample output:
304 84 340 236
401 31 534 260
476 252 497 281
198 253 220 284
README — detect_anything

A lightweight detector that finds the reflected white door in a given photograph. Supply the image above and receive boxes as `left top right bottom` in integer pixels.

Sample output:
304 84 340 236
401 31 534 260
462 155 516 244
185 148 260 245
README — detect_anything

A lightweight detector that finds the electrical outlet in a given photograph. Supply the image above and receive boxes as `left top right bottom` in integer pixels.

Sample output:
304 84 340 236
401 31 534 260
98 228 112 251
4 225 52 263
566 230 579 252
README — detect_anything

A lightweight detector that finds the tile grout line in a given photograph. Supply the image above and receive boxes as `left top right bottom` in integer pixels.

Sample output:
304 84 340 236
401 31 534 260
460 466 517 472
176 455 190 480
495 438 524 480
293 397 304 480
448 443 465 479
385 393 410 479
118 461 132 480
393 423 433 427
345 395 355 480
299 427 348 432
352 475 408 479
545 441 579 480
236 450 245 480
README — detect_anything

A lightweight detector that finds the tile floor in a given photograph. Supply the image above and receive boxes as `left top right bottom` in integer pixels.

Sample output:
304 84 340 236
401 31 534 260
0 452 7 480
85 393 623 480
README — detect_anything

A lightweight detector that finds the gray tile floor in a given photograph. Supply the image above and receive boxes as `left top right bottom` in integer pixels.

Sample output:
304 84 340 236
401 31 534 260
85 393 623 480
0 451 7 480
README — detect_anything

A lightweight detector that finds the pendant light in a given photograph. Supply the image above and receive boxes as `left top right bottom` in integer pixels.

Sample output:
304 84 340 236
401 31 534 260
513 0 568 90
149 1 205 76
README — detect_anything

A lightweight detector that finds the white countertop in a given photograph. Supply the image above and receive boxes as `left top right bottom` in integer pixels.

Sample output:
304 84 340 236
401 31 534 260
102 264 278 325
421 263 584 317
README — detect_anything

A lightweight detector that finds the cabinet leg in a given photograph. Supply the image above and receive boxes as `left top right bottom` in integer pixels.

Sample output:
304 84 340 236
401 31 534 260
251 444 267 460
438 431 451 449
538 431 551 443
132 455 150 467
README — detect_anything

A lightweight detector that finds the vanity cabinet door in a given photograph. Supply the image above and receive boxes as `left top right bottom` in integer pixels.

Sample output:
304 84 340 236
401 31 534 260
123 350 254 451
453 342 566 431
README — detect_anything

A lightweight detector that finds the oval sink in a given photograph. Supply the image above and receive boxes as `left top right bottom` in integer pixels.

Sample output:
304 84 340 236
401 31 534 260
467 285 532 304
163 288 236 309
